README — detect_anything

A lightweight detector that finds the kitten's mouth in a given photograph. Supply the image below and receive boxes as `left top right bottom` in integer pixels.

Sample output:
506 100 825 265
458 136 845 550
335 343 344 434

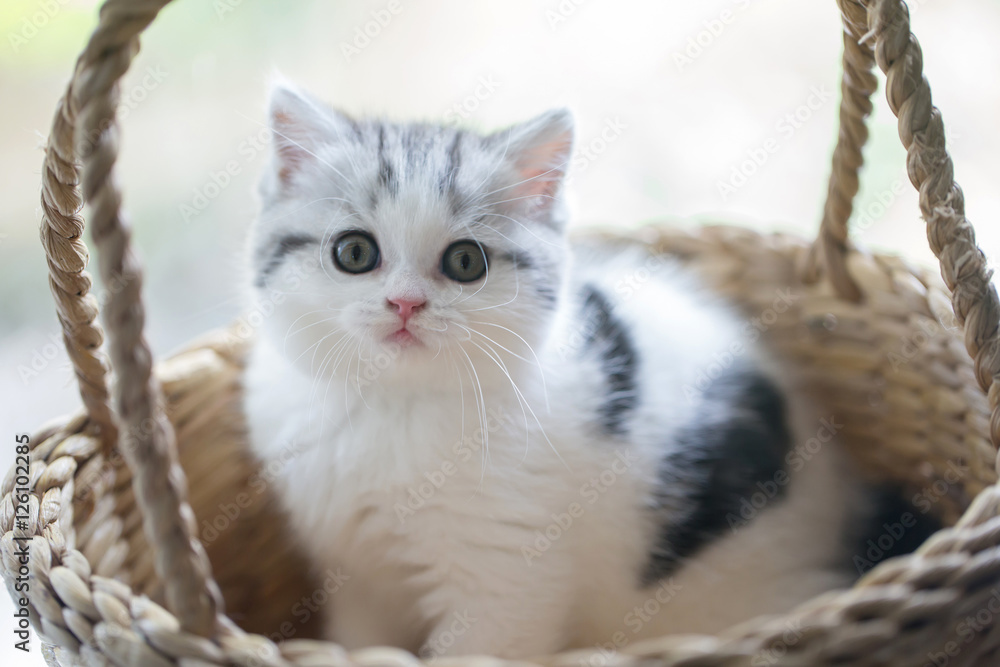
387 328 422 348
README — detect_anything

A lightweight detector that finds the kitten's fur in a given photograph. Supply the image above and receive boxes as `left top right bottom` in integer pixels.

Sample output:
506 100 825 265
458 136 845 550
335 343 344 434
243 80 934 658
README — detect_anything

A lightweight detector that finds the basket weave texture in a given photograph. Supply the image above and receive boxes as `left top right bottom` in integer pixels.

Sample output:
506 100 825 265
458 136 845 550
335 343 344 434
3 0 1000 665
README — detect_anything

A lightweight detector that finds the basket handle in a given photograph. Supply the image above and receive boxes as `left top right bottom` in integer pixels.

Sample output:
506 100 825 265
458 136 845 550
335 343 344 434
41 90 119 453
808 0 878 302
40 0 224 638
824 0 1000 453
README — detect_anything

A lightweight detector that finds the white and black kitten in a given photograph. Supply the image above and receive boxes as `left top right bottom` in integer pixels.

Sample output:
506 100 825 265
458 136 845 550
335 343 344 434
242 80 934 658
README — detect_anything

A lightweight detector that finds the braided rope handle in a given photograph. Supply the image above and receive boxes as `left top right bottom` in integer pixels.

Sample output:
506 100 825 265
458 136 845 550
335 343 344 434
808 0 878 302
838 0 1000 457
40 0 224 637
41 90 119 451
35 0 1000 648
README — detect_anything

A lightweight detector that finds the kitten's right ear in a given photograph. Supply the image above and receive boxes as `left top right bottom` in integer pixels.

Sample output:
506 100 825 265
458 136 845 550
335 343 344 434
266 79 354 190
491 109 574 222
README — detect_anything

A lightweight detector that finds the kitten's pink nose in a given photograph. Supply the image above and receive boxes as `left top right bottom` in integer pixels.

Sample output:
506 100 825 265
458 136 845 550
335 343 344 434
387 297 426 323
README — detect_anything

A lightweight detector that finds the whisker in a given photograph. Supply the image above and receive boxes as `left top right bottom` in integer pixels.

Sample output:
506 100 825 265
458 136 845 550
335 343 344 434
355 338 371 410
467 338 569 472
467 129 514 195
289 330 343 368
468 319 549 412
480 158 570 199
487 193 558 207
478 211 562 248
236 111 355 186
455 324 532 365
283 312 342 348
460 334 531 460
456 344 490 485
462 262 520 311
466 219 527 250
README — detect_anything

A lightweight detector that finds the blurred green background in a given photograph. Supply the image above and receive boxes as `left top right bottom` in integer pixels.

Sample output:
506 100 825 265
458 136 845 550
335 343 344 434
2 1 999 664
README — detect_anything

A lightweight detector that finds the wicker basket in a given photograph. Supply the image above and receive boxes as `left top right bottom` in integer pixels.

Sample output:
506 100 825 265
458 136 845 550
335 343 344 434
3 0 1000 664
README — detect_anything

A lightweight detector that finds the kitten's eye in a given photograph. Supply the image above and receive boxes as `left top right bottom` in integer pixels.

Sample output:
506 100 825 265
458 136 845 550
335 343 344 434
442 241 487 283
333 232 380 274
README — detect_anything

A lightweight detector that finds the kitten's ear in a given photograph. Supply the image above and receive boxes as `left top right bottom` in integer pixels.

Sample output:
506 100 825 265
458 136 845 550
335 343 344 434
496 109 574 217
266 78 354 189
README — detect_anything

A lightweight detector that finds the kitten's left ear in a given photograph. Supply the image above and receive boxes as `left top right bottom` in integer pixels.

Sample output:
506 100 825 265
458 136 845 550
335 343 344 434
266 78 355 190
495 109 574 218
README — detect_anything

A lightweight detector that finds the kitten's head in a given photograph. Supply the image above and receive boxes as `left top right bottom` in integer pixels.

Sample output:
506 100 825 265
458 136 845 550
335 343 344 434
250 80 573 391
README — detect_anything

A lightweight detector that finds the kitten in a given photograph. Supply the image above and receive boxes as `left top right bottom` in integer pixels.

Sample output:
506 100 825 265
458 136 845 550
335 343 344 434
242 80 936 658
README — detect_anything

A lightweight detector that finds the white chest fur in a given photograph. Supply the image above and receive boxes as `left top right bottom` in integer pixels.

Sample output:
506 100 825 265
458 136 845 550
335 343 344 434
243 336 653 655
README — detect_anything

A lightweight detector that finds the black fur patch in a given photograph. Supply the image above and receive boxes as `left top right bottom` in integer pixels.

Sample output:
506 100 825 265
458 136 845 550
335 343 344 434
256 233 318 287
846 487 940 578
641 367 791 585
580 285 637 435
